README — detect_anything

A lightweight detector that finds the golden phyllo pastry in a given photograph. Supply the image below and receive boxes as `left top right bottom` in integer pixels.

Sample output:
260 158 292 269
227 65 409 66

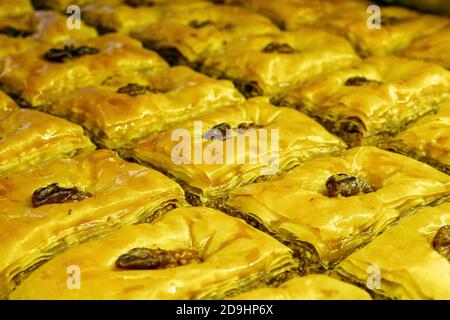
124 97 346 206
0 109 95 175
0 150 185 298
0 11 98 58
0 0 33 18
0 34 168 107
316 5 449 57
0 90 18 121
281 56 450 146
130 4 279 68
401 27 450 69
335 202 450 300
231 275 371 300
10 207 298 299
225 146 450 273
202 28 360 98
44 66 245 149
82 1 213 35
387 102 450 175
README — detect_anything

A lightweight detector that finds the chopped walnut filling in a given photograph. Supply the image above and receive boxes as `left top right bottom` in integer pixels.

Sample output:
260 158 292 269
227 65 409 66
0 26 33 38
189 20 214 29
345 77 381 86
117 83 158 96
44 45 99 63
326 174 373 197
32 183 93 207
232 80 263 98
262 42 295 54
433 225 450 261
204 123 232 141
115 248 203 270
380 16 402 27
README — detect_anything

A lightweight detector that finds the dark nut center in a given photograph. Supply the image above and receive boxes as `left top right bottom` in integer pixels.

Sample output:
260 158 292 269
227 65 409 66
32 183 93 207
326 173 373 197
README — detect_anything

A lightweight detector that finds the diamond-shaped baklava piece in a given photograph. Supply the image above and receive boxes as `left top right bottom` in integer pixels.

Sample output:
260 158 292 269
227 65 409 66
0 109 95 175
334 202 450 299
280 56 450 147
124 97 346 206
202 28 359 98
0 0 33 18
400 27 450 70
316 5 449 57
231 275 371 300
44 66 245 149
387 101 450 175
0 34 168 107
0 150 185 298
10 207 297 299
225 146 450 273
131 4 279 68
0 11 98 58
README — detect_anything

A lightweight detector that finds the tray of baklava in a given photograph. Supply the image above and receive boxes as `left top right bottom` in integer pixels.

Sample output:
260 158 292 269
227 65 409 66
0 0 449 300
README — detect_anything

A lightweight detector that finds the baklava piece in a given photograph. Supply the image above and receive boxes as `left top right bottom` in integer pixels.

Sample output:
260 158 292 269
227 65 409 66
0 34 168 107
202 28 360 98
231 275 371 300
44 66 244 149
317 5 449 57
10 207 298 299
224 146 450 273
387 102 450 175
0 109 95 175
335 202 450 299
0 11 97 58
0 150 185 298
130 4 279 68
280 56 450 147
124 97 346 207
400 27 450 69
0 0 33 18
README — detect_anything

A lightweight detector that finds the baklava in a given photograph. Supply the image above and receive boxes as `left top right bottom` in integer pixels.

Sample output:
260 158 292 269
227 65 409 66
387 101 450 175
280 56 450 146
130 4 279 68
224 146 450 273
0 0 33 18
316 5 449 57
0 34 168 107
10 207 298 299
0 149 185 298
202 28 360 98
0 90 18 120
31 0 121 11
0 109 95 175
0 10 97 58
400 27 450 69
44 66 245 149
231 275 371 300
334 202 450 300
124 97 346 206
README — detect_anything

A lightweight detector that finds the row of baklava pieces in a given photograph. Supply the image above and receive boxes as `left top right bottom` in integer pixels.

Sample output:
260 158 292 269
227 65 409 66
2 147 449 300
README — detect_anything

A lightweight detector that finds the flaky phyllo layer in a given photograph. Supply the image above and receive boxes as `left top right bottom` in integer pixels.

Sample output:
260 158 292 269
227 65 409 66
0 150 184 298
44 66 245 149
11 207 298 299
334 203 450 300
225 147 450 272
124 97 346 205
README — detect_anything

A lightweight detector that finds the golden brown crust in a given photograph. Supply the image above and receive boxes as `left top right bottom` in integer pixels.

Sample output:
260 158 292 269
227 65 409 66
0 0 33 18
0 34 168 107
226 146 450 270
0 150 185 298
335 203 450 299
10 207 297 299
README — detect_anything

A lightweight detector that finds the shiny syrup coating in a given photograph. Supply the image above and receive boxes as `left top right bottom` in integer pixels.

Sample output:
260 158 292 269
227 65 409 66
32 183 93 207
115 248 203 270
326 174 373 197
